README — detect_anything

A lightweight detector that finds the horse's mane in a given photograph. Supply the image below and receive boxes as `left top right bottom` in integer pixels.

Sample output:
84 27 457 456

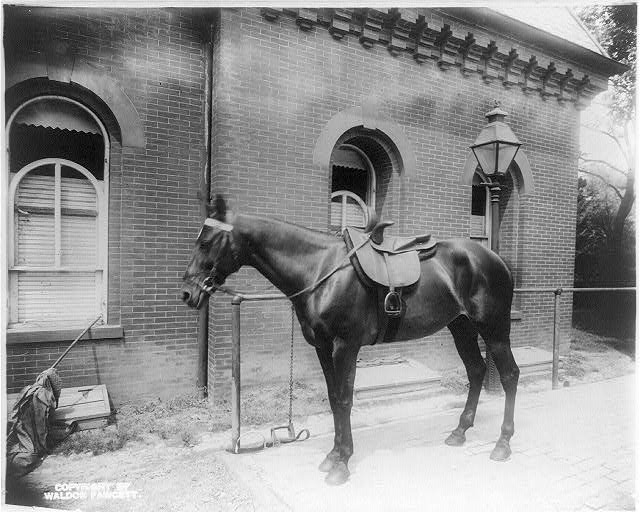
238 212 341 250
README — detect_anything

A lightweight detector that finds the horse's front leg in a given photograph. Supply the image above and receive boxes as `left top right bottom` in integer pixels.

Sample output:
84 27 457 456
315 344 340 473
316 338 359 486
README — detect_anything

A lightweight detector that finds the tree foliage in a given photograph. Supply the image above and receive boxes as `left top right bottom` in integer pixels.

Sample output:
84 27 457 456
575 5 636 286
579 4 636 123
576 178 635 285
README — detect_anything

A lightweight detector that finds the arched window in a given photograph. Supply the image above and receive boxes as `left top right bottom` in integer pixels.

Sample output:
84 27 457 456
329 144 376 232
7 96 108 329
470 171 491 247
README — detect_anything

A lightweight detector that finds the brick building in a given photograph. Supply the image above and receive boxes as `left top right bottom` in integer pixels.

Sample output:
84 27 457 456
3 7 624 404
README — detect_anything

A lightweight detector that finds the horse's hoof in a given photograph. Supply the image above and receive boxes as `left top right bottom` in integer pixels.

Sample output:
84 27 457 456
490 440 511 461
318 454 339 473
325 462 350 486
445 431 466 446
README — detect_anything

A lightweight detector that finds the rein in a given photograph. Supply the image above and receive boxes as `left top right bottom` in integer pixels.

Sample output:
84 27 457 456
190 220 370 301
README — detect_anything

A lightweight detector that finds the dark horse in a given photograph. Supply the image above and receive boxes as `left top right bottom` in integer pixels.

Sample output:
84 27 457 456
181 196 519 486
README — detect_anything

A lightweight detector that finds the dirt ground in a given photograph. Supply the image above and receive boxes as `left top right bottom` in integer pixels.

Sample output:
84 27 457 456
5 436 253 511
3 328 635 511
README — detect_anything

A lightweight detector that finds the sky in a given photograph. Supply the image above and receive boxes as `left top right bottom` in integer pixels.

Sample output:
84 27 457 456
580 89 634 187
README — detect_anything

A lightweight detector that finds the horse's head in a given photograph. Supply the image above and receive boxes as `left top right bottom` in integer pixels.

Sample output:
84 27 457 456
181 196 242 309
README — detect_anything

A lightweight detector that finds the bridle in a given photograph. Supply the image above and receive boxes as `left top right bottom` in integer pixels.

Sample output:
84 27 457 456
187 218 371 301
189 218 241 295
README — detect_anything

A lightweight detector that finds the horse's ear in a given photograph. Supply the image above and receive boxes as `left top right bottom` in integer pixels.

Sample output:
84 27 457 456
208 194 227 220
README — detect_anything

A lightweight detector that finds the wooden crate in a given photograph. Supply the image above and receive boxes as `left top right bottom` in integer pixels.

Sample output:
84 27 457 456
53 384 111 431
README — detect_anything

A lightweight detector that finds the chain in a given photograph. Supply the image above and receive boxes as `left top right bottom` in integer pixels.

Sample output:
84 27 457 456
288 304 295 425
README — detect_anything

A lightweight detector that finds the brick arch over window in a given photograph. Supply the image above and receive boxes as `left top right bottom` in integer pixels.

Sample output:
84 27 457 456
333 128 399 219
313 103 417 180
6 79 121 147
6 55 145 148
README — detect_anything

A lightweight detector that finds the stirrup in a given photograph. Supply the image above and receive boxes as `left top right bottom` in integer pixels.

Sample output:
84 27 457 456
270 422 310 447
384 290 402 317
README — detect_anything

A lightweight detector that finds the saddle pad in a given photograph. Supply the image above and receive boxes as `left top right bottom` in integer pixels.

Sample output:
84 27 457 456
345 229 421 288
371 234 436 254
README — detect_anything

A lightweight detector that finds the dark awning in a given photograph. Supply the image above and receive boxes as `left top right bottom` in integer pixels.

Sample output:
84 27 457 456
332 147 367 171
13 99 101 135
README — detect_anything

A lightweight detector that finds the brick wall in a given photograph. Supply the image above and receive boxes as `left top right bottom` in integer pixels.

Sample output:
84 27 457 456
4 7 588 406
5 8 206 404
207 8 582 398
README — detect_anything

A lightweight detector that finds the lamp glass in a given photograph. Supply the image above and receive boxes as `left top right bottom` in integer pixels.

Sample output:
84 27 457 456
472 141 520 176
472 143 499 175
496 143 520 175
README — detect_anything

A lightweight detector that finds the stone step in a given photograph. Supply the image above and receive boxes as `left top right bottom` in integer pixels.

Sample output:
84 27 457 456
355 346 554 401
355 359 442 401
513 346 553 374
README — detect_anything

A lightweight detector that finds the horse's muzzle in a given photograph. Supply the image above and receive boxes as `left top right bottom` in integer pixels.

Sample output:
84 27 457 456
181 286 207 309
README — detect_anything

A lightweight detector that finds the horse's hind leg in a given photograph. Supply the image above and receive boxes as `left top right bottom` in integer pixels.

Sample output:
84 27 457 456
483 328 520 461
445 315 486 446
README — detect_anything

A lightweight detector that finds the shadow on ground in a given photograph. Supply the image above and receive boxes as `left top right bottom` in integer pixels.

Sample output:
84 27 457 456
5 475 47 508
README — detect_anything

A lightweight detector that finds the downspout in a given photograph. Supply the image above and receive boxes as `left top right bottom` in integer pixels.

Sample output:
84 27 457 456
197 18 214 398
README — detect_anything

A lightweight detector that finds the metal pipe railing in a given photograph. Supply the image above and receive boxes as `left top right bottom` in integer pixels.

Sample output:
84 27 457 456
231 296 242 452
516 287 636 293
514 286 635 389
552 289 562 388
230 293 288 452
229 286 635 450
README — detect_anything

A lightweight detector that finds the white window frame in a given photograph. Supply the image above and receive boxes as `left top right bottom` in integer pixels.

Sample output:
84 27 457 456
330 144 376 231
331 190 370 231
5 96 110 330
470 170 492 248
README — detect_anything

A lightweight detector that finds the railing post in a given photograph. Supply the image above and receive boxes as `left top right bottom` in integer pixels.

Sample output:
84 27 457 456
231 295 242 452
552 288 562 390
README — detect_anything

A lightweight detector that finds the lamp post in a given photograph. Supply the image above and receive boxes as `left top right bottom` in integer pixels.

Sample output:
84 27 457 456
470 101 522 391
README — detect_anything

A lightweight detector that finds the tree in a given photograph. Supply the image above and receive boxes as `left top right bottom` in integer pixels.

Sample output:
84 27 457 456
575 177 635 285
576 5 636 286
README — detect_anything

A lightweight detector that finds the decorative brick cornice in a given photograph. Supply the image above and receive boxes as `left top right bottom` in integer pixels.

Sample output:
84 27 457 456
329 9 351 40
259 7 616 109
457 32 477 76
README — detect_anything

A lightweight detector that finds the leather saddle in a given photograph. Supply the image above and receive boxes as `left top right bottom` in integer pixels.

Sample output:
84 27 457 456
344 220 437 317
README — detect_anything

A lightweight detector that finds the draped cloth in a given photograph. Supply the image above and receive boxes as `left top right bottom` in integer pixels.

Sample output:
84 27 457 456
6 368 63 478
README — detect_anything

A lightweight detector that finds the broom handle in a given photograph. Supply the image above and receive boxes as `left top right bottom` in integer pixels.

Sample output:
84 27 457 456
51 315 103 369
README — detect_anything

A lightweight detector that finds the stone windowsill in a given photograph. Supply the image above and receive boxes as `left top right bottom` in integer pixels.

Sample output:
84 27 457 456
7 325 123 345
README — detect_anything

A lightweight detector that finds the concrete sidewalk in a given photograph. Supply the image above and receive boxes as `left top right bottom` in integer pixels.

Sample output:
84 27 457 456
220 374 636 511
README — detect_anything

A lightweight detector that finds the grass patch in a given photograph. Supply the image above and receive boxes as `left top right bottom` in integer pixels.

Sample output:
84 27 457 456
560 352 587 379
570 327 635 358
55 426 135 456
560 327 635 385
52 380 328 456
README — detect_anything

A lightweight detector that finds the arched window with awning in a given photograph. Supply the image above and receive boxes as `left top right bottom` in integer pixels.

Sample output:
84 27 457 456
7 96 109 329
